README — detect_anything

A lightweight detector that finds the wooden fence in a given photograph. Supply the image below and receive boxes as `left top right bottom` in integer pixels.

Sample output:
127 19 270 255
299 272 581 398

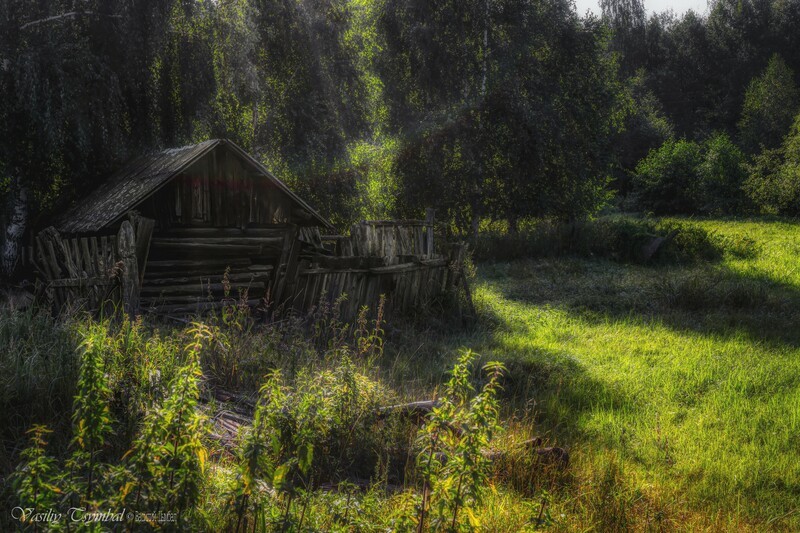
24 211 471 320
22 214 154 315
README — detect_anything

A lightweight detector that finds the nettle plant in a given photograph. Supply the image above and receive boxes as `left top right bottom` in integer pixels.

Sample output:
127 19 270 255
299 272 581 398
10 321 212 530
227 354 385 532
414 350 506 532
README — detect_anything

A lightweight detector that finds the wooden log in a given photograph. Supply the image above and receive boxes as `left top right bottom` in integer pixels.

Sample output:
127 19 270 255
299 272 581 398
151 237 284 246
314 255 385 269
143 270 272 286
149 298 263 315
146 258 251 270
369 262 422 274
149 241 266 255
159 227 291 238
50 277 114 288
140 281 266 296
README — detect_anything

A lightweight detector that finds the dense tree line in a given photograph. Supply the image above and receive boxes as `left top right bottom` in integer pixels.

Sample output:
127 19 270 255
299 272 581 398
1 0 800 277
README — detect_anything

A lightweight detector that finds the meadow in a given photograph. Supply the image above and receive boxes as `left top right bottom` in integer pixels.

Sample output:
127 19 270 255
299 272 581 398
463 218 800 530
2 217 799 531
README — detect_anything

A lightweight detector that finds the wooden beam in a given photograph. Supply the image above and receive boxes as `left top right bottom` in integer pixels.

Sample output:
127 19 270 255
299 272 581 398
117 221 140 317
271 226 298 304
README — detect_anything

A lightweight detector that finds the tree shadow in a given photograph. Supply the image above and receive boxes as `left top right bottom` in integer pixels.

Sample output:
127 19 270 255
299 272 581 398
481 258 800 350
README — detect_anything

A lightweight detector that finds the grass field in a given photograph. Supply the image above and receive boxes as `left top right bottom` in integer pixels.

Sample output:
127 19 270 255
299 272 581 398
3 217 799 531
444 218 800 530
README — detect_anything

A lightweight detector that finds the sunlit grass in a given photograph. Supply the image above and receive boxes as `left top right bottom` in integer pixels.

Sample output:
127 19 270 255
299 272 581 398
463 217 800 530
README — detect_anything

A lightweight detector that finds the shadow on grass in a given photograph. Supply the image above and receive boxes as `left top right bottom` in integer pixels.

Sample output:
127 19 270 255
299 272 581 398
481 258 800 350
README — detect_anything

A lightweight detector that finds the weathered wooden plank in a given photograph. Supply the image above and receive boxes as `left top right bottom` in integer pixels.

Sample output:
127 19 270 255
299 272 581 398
143 271 272 286
146 298 263 315
133 215 155 283
151 237 284 246
271 226 298 304
118 221 140 316
100 236 109 274
146 258 251 270
49 277 114 288
109 235 118 264
149 242 267 256
79 238 94 277
88 237 100 276
141 281 266 296
69 239 82 274
361 220 426 226
160 227 291 238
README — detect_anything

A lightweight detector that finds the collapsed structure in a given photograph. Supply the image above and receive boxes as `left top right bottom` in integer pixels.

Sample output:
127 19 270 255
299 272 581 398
22 139 470 318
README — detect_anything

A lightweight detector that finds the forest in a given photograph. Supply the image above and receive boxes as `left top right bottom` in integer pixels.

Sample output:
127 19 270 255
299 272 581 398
2 0 800 531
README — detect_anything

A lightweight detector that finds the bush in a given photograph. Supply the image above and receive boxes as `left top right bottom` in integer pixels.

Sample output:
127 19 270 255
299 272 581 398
738 54 800 155
473 217 729 264
745 113 800 215
695 133 749 215
632 138 703 214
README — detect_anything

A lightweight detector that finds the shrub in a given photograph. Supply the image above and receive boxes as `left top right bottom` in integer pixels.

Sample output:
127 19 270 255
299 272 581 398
7 321 213 531
473 217 729 264
632 138 703 214
227 354 390 531
745 113 800 215
695 133 749 215
738 54 800 155
413 351 505 531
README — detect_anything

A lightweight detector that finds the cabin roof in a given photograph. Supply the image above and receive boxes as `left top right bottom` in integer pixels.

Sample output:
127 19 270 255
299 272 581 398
55 139 333 233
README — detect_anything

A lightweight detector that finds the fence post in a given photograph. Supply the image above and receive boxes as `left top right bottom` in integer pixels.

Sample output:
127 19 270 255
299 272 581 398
425 208 435 258
117 221 140 317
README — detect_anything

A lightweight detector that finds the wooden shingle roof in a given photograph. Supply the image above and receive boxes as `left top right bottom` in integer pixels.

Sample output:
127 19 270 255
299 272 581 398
55 139 332 234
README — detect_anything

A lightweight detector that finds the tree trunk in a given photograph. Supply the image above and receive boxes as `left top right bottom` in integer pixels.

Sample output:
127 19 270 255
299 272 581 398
1 176 28 279
508 217 518 236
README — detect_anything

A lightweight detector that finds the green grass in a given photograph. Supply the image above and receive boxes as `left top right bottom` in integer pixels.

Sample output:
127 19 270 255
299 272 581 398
3 216 799 531
459 217 800 530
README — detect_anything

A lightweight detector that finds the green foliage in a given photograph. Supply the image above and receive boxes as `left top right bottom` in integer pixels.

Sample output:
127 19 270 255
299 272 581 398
632 138 703 214
738 54 800 154
123 324 210 516
632 133 750 216
473 216 732 264
695 133 749 214
610 72 674 196
4 318 212 530
66 324 114 501
227 355 386 530
745 113 800 215
10 426 61 526
414 350 505 531
0 306 78 456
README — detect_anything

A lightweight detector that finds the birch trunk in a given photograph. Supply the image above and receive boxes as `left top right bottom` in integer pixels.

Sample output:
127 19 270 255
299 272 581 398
1 177 28 278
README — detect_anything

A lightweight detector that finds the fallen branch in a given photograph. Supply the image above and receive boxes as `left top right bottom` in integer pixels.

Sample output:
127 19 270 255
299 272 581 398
203 389 569 471
20 11 122 30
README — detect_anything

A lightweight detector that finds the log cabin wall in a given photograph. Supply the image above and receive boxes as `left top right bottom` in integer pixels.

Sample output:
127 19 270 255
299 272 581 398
133 145 315 314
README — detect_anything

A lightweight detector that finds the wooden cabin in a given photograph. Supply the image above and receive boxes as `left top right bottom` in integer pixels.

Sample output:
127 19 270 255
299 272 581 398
26 139 470 318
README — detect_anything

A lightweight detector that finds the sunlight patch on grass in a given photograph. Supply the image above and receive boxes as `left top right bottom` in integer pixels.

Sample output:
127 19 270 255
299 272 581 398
470 219 800 529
